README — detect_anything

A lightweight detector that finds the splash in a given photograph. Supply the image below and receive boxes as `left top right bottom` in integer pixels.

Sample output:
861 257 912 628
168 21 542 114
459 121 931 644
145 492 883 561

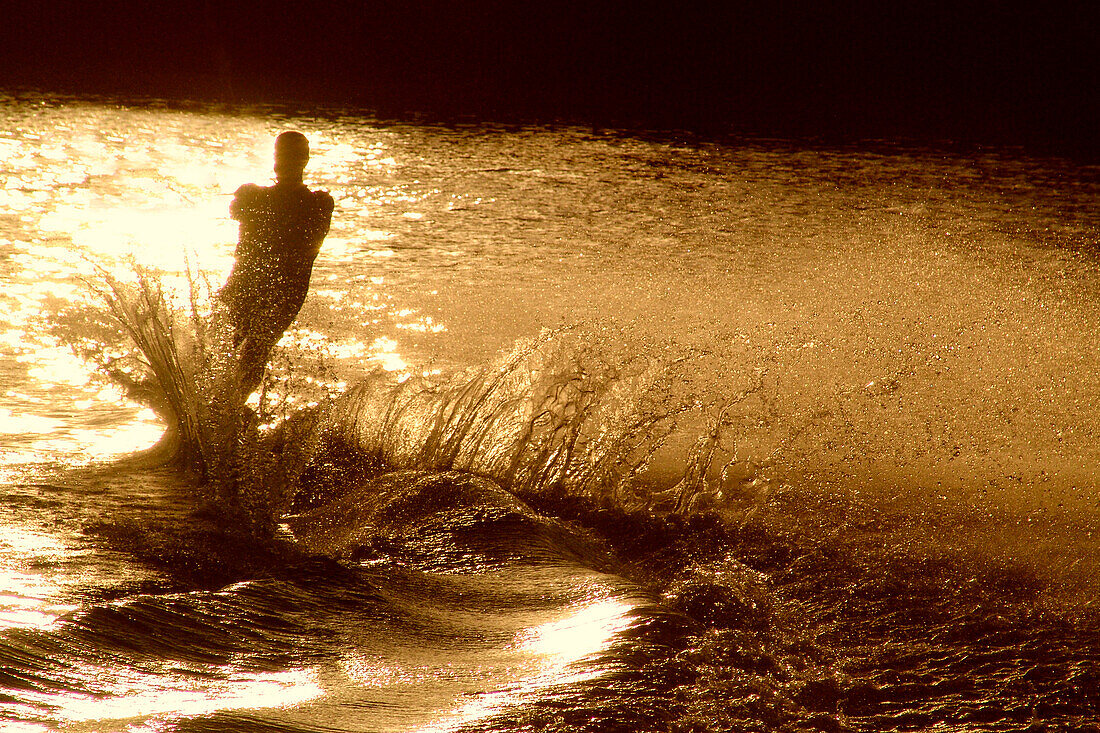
61 257 1100 545
81 263 221 467
60 266 768 529
62 261 320 535
294 328 763 517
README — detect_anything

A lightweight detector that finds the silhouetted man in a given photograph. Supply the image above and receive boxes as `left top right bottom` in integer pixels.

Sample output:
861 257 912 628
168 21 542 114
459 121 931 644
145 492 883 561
218 131 334 395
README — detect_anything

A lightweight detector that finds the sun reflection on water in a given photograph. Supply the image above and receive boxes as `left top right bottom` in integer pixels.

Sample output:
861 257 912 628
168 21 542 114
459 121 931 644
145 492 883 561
410 595 637 733
0 525 78 631
0 101 446 473
10 665 323 731
516 597 635 667
1 331 164 465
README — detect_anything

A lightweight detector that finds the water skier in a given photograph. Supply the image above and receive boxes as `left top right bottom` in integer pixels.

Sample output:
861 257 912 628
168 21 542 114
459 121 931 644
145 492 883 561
217 131 335 395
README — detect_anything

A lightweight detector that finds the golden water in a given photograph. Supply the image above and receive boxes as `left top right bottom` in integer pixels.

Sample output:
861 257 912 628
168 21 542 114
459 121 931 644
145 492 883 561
1 95 1099 731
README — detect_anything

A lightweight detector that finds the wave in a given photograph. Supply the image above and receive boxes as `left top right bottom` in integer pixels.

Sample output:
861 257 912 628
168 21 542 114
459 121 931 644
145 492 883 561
284 469 619 573
0 547 651 732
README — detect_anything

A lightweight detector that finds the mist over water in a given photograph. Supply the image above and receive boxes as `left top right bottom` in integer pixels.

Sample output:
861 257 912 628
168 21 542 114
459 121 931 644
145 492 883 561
1 96 1099 731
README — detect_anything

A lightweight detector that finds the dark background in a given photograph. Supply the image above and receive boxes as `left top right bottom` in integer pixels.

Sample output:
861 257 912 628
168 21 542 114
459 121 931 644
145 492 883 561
1 1 1095 155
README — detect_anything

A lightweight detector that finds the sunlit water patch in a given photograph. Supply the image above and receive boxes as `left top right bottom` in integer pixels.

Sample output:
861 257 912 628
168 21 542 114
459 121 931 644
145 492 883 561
0 523 80 631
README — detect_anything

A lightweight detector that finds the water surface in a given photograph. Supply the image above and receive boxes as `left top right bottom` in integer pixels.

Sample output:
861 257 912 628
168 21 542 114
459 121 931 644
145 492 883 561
1 95 1098 731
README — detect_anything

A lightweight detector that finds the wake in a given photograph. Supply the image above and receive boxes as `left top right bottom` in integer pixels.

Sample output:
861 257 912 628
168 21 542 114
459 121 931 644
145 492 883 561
60 265 768 540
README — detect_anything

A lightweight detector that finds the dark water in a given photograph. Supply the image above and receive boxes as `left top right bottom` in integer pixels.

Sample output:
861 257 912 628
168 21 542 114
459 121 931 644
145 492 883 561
1 96 1099 731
